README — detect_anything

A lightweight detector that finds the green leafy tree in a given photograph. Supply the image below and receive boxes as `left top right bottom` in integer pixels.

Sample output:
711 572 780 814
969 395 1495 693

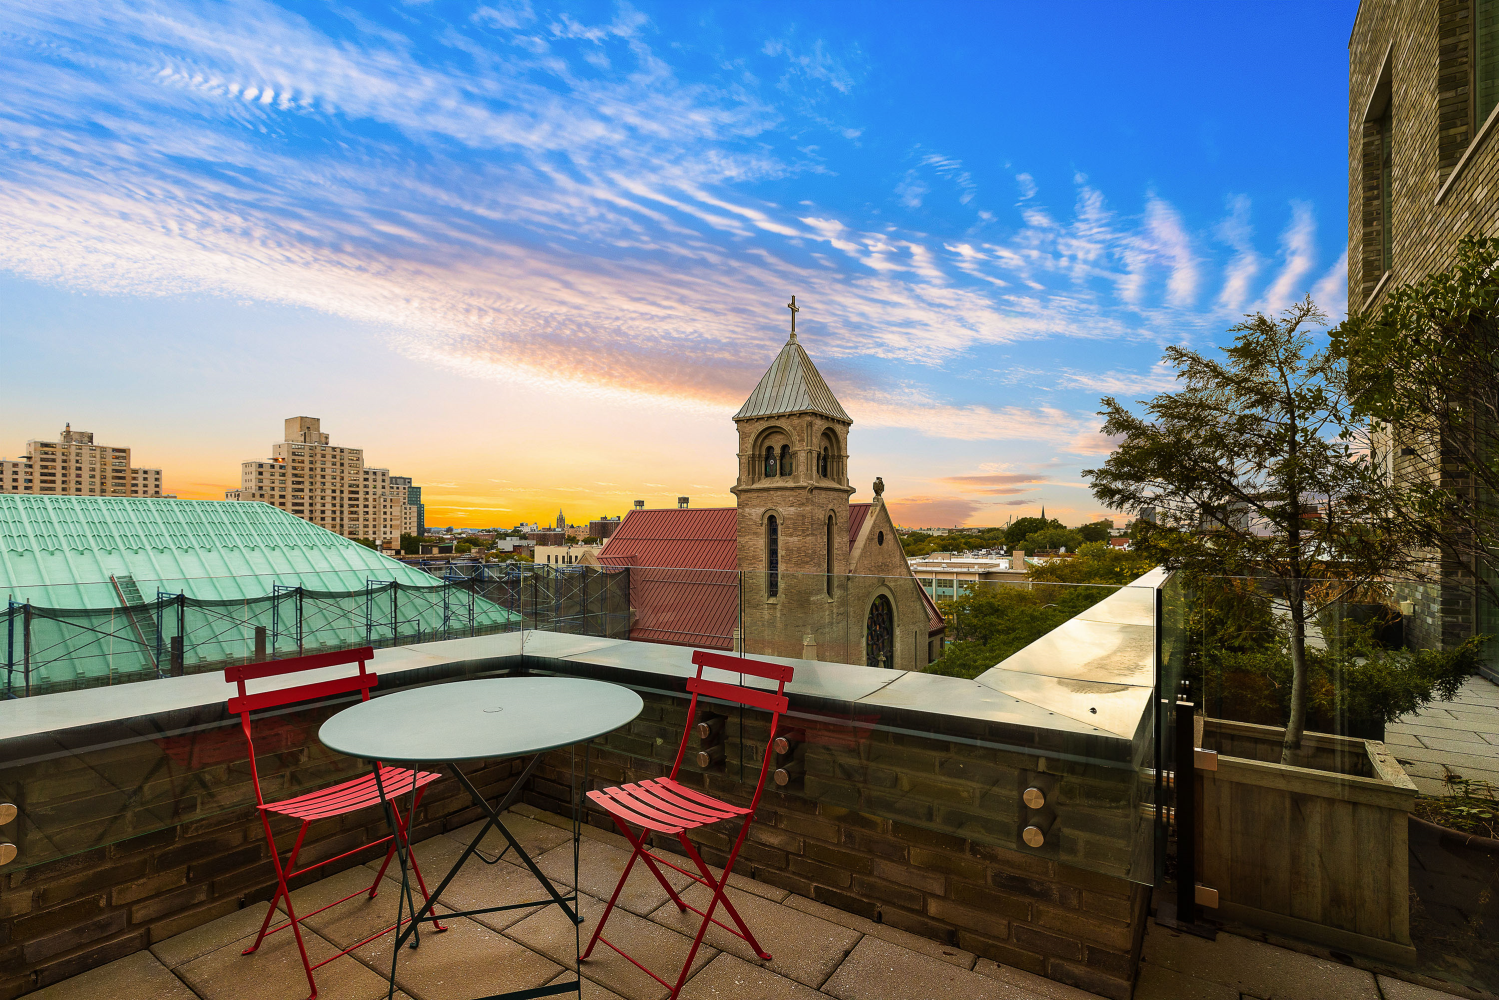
1004 516 1060 546
1029 540 1158 585
1332 235 1499 610
1020 526 1084 552
1078 519 1115 543
1085 298 1417 762
399 533 419 555
927 584 1113 679
354 537 378 550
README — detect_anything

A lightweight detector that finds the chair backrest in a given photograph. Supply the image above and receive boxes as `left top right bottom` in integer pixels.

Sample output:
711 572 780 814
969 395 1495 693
671 651 794 808
224 646 377 804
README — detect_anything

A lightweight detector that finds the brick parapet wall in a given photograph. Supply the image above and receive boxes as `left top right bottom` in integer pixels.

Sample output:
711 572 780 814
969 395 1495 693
0 700 525 1000
526 690 1148 1000
0 679 1150 1000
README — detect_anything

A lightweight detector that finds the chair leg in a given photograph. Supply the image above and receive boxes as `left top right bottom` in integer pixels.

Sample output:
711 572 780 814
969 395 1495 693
243 815 319 1000
681 830 768 960
612 816 688 912
581 822 650 960
243 819 310 955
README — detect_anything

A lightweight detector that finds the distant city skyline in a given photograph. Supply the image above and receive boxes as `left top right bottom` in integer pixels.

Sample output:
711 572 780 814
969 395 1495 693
0 2 1356 528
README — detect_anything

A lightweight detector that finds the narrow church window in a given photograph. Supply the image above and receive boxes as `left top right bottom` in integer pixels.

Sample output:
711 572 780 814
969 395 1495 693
779 444 792 476
764 446 776 478
825 514 834 596
767 515 779 597
866 595 894 668
819 447 829 477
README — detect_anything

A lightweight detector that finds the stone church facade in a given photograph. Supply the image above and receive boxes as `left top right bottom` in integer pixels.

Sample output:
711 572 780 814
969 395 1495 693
599 319 944 669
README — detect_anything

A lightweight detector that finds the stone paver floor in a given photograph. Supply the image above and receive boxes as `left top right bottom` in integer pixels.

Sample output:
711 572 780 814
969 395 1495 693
1387 675 1499 798
27 803 1471 1000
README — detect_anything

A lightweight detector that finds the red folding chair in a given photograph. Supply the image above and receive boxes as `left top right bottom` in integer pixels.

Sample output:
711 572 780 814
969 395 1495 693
582 649 792 997
227 647 447 1000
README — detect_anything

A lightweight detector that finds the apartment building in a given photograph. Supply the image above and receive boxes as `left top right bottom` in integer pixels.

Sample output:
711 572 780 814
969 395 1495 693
391 475 425 537
225 417 416 546
0 424 164 497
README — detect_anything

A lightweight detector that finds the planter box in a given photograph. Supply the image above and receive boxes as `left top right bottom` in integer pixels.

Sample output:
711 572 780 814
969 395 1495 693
1197 719 1417 965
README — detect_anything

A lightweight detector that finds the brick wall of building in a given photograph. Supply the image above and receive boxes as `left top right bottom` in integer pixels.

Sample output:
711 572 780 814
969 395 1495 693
1349 0 1499 651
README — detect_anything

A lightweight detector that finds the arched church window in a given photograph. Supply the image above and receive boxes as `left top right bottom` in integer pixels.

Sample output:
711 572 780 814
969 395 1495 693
779 445 792 477
825 513 835 597
866 595 894 668
819 447 829 478
764 446 776 478
767 515 779 598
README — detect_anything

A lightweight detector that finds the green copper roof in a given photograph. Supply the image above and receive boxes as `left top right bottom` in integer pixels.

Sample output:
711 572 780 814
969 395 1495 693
0 496 459 605
1 497 520 695
734 335 851 423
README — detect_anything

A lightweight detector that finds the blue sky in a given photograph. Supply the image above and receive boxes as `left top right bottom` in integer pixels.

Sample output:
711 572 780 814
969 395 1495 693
0 0 1357 527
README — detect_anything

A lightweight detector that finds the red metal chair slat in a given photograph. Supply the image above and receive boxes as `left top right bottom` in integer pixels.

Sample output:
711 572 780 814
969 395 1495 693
225 647 446 1000
582 652 792 997
690 648 794 682
683 675 788 714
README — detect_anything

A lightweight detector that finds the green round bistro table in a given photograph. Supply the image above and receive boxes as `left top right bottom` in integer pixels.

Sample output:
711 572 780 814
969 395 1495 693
319 676 644 1000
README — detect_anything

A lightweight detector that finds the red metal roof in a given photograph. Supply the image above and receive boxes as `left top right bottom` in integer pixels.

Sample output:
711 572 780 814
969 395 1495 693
598 508 738 570
597 504 943 646
599 508 738 649
848 503 871 544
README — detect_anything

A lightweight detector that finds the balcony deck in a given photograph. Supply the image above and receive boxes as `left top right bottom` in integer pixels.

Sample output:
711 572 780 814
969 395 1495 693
21 802 1438 1000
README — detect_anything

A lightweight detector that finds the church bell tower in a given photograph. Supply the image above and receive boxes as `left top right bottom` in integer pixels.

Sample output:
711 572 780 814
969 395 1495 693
731 297 855 655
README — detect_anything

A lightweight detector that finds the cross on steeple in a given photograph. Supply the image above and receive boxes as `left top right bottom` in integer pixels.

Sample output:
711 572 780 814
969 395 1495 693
787 295 800 341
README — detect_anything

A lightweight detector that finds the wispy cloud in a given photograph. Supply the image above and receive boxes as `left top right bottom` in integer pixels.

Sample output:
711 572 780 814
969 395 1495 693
0 0 1343 468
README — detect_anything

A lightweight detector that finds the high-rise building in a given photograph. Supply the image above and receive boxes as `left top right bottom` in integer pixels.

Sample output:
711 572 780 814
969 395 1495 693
0 424 165 497
556 509 566 531
225 416 414 545
391 475 425 537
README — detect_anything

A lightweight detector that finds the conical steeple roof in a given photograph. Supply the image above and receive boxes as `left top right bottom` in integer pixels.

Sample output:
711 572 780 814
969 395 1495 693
734 335 851 423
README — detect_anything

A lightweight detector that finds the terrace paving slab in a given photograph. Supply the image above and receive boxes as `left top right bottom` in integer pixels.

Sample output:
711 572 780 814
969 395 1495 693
784 893 978 970
819 936 1031 1000
354 912 562 1000
678 952 835 999
150 901 273 969
28 951 198 1000
176 919 392 1000
1377 974 1473 999
1131 963 1238 1000
506 892 718 1000
973 960 1100 999
1387 677 1499 797
1139 922 1380 1000
647 882 861 989
535 837 696 917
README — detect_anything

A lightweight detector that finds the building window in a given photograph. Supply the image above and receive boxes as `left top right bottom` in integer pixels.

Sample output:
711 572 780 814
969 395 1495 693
825 513 835 596
779 444 791 477
1481 0 1499 130
1379 105 1393 273
767 515 779 598
764 446 776 478
819 447 829 477
866 595 894 668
